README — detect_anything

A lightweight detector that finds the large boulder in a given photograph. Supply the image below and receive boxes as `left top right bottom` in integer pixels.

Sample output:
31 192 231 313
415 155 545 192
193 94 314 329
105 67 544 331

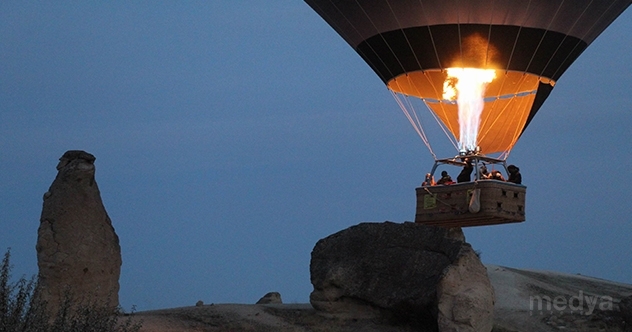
310 222 493 331
437 247 494 332
36 150 121 314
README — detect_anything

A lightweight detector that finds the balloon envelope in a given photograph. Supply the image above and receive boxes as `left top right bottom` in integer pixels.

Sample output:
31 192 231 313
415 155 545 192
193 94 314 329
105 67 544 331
306 0 630 154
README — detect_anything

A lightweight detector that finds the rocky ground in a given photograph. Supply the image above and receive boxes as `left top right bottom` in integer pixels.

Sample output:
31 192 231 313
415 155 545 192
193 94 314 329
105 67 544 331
125 265 632 332
489 265 632 331
130 303 421 332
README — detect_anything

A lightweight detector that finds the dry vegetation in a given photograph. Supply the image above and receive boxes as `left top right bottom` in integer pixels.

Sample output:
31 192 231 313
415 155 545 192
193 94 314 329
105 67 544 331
0 249 142 332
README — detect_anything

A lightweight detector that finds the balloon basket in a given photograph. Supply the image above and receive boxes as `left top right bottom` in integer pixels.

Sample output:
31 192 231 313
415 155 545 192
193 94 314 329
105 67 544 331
415 181 526 228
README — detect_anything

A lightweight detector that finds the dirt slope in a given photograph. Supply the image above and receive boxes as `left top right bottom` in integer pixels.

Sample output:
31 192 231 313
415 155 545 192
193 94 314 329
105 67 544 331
126 266 632 332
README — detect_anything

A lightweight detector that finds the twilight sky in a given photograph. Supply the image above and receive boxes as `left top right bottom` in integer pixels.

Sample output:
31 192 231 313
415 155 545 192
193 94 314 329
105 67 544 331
1 2 631 311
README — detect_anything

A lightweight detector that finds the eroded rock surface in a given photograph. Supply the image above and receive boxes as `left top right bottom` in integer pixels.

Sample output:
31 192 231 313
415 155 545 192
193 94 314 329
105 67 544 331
437 247 494 332
622 295 632 330
36 150 121 314
310 221 493 331
256 292 282 304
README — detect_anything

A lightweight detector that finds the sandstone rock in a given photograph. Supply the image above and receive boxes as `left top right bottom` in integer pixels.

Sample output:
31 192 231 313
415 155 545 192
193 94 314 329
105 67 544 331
310 221 493 331
36 150 121 314
256 292 282 304
437 246 494 332
621 295 632 328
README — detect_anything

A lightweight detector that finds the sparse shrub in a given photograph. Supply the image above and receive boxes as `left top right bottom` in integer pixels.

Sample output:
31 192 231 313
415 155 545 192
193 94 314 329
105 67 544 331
474 249 483 259
1 248 142 332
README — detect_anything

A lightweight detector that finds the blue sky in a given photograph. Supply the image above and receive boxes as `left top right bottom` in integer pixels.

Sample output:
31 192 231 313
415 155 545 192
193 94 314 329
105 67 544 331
1 2 630 311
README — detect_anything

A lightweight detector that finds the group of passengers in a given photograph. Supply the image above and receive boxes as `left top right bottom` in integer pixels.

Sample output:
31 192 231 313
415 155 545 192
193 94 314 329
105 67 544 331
423 161 522 186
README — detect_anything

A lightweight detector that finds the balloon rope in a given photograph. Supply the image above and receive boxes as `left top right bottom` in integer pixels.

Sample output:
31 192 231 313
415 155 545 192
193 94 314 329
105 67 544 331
391 92 438 160
540 2 591 77
484 1 496 68
318 0 396 83
550 0 618 79
417 0 443 68
401 71 459 152
354 0 407 76
478 74 532 140
408 96 459 154
504 91 535 159
524 1 565 76
427 101 459 152
385 0 424 72
499 94 531 160
505 1 533 73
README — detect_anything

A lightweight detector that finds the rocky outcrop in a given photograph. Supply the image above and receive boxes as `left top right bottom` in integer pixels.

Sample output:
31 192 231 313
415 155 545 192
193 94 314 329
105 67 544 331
619 295 632 330
437 247 494 332
36 150 121 314
256 292 282 304
309 222 494 331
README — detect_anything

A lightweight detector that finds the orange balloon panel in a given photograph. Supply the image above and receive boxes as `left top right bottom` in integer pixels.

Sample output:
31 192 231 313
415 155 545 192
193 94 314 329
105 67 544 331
424 94 535 154
387 71 548 154
387 70 544 99
388 71 446 101
485 72 544 98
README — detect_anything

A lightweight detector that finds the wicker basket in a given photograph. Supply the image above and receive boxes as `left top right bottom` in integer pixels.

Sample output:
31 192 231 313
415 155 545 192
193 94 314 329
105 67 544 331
415 180 526 227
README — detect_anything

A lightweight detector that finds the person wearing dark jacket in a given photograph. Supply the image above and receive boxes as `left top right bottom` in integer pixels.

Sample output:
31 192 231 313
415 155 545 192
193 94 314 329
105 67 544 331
507 165 522 184
436 170 454 185
457 159 473 183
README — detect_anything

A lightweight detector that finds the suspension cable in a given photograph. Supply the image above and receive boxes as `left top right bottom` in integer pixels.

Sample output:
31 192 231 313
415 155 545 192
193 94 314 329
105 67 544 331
425 100 459 151
391 91 438 160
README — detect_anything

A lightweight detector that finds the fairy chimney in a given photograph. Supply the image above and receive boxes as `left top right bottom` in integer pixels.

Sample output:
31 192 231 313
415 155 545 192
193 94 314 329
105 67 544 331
36 150 121 313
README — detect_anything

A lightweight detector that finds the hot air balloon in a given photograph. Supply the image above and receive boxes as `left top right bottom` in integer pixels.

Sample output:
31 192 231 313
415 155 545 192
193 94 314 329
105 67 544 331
305 0 631 227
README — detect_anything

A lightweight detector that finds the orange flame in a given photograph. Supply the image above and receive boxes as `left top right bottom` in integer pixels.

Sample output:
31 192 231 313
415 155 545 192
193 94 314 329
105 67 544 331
443 68 496 153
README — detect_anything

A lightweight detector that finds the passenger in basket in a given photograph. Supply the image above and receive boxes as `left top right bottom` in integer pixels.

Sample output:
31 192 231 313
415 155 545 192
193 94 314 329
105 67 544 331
479 164 491 179
490 170 505 181
436 171 454 185
422 173 435 186
457 158 473 183
507 165 522 184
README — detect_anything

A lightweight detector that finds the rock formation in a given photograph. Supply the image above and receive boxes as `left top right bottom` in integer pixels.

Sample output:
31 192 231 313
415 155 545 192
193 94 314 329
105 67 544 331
256 292 282 304
619 295 632 330
126 265 632 332
437 247 494 332
36 150 121 314
310 221 494 331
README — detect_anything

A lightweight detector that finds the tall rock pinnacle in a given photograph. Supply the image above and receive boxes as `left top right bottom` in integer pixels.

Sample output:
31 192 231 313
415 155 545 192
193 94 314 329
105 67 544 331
36 150 121 314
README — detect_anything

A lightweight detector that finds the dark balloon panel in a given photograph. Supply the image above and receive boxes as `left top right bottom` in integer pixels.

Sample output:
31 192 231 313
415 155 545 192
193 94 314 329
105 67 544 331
305 0 630 154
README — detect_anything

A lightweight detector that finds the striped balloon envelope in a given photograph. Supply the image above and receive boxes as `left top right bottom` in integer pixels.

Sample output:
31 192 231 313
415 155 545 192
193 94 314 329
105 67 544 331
305 0 630 157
